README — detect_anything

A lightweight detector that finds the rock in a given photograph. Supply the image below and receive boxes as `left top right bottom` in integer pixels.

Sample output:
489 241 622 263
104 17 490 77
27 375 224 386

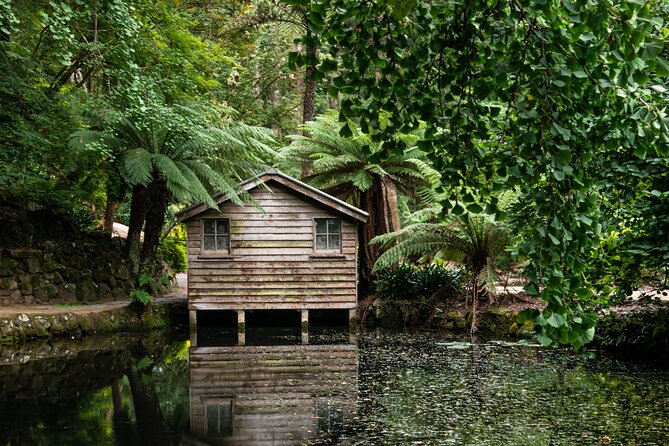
40 240 55 252
45 283 59 300
115 265 130 281
7 249 39 260
55 283 76 303
0 257 19 269
447 310 467 330
17 274 32 294
22 294 35 304
23 256 42 274
0 289 21 304
106 277 117 289
61 267 80 282
112 288 126 300
76 279 98 302
92 268 113 283
0 277 18 291
98 283 113 301
30 275 44 290
53 272 64 285
34 287 48 303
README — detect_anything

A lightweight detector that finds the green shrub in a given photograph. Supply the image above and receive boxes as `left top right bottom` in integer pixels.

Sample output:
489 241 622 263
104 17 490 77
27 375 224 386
159 225 187 273
130 273 159 306
375 263 465 301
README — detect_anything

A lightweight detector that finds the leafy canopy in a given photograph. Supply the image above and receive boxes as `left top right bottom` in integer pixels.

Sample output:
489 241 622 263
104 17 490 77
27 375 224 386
295 0 669 347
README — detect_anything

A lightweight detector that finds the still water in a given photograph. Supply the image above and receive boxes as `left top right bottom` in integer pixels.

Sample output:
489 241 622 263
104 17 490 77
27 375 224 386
0 327 667 445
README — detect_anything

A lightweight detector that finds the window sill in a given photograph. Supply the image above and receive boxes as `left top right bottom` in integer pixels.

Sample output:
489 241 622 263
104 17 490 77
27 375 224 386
310 254 346 260
197 254 235 260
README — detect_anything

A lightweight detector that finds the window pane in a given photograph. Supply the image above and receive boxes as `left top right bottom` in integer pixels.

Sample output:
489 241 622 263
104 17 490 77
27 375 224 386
206 405 219 435
315 219 327 234
203 220 215 234
219 402 233 435
328 219 340 233
316 235 328 249
216 219 228 234
204 235 216 250
328 235 341 249
216 235 229 251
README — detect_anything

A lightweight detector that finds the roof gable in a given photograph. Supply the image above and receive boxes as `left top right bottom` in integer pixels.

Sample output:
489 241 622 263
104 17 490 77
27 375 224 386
177 169 369 223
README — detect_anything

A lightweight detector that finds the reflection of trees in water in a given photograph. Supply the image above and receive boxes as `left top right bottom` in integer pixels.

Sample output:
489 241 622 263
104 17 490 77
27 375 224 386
0 334 190 446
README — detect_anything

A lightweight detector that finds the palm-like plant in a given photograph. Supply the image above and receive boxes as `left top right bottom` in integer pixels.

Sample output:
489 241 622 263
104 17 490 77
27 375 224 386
70 104 277 273
280 110 440 283
372 211 510 333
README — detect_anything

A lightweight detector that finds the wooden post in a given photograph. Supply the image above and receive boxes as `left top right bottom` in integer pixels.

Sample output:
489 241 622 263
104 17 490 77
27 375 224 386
348 308 357 333
237 310 246 333
301 309 309 332
301 309 309 344
237 310 246 346
189 310 197 330
190 330 198 347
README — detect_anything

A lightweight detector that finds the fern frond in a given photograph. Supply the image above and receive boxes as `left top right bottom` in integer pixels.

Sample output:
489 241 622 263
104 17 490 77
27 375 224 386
122 148 153 186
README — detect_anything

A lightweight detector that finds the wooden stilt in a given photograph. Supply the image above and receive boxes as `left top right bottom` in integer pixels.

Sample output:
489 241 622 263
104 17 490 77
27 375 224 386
189 310 197 330
348 308 357 332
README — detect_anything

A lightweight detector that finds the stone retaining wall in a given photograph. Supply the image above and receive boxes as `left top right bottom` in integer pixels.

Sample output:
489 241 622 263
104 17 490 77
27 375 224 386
0 235 133 305
0 204 134 305
0 300 188 344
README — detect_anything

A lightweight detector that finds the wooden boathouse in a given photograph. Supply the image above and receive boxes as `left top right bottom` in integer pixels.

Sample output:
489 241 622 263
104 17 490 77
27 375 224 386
177 169 368 332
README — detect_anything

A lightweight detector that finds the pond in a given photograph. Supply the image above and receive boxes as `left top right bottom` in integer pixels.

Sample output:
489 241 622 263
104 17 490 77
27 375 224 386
0 328 667 445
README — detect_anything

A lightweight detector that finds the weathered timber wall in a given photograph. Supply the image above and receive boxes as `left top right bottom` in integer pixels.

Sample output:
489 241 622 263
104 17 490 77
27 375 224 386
189 343 358 445
186 183 358 311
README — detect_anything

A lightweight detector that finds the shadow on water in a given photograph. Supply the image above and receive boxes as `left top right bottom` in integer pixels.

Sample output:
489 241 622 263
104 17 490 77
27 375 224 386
0 328 668 445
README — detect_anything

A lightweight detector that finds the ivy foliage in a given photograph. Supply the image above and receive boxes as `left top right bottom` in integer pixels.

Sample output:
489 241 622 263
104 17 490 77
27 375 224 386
293 0 669 347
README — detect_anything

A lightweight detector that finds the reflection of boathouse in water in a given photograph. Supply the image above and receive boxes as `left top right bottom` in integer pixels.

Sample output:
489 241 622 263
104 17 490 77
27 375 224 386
187 336 358 445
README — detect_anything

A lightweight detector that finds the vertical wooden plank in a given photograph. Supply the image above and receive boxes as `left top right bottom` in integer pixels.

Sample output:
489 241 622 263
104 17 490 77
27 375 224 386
190 310 197 331
349 308 357 332
301 309 309 333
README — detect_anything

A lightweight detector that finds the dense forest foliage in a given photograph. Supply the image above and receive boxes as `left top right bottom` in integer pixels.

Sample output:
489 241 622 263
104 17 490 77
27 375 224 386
1 0 667 347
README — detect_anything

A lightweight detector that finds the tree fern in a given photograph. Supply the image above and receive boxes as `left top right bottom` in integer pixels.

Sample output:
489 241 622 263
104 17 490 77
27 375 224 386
280 109 441 282
372 212 510 300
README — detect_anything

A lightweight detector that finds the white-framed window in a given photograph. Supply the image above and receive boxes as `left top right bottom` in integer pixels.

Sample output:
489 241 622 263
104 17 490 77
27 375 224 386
314 218 341 251
202 218 230 253
205 400 233 436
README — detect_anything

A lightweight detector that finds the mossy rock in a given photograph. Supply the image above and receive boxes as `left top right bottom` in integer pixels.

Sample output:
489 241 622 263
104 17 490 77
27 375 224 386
446 310 467 330
478 308 517 336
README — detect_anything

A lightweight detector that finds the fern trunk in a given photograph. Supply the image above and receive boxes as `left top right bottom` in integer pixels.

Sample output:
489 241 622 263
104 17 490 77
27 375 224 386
141 177 170 270
103 195 117 234
126 184 147 275
359 178 402 286
300 41 317 179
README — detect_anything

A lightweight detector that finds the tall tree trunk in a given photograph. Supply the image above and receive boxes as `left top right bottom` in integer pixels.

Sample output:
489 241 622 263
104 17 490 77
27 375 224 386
300 40 317 179
302 39 317 124
358 179 402 289
380 177 401 234
103 195 118 234
141 177 170 270
126 185 148 275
